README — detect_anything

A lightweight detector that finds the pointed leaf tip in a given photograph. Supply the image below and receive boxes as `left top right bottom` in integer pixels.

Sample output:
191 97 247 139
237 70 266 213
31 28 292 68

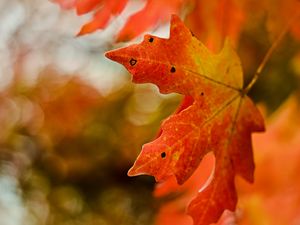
105 48 126 62
105 49 127 65
127 164 148 177
127 155 147 177
105 51 114 60
127 167 137 177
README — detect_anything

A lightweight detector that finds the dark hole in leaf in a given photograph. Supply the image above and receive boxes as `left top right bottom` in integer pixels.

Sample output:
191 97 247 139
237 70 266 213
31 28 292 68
170 66 176 73
161 152 166 158
149 37 154 42
129 58 137 66
201 92 204 96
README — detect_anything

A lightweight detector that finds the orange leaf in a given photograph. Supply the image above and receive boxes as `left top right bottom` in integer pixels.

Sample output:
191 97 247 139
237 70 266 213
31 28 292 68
116 0 183 42
76 0 101 15
186 0 244 51
264 0 300 41
77 0 128 36
54 0 186 40
154 153 215 225
238 95 300 225
105 15 264 225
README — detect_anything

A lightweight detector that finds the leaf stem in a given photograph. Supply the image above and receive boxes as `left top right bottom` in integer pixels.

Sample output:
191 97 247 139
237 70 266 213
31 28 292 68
244 10 300 94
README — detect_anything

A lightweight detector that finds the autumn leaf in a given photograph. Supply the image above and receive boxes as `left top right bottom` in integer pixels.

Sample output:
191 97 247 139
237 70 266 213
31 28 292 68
263 0 300 41
185 0 245 51
116 0 184 42
154 153 238 225
237 94 300 225
154 153 215 225
76 0 128 36
54 0 185 41
105 15 264 225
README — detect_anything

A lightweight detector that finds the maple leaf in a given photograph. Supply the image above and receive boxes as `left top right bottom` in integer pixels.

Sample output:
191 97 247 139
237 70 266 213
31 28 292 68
237 94 300 225
105 15 264 225
154 153 238 225
76 0 128 36
185 0 245 51
154 153 215 225
116 0 184 42
54 0 185 41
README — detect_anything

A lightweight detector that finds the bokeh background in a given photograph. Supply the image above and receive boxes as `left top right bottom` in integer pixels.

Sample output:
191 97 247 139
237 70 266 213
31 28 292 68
0 0 299 225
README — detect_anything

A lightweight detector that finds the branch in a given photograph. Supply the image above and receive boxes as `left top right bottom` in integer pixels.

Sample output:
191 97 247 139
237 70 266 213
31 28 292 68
244 10 300 93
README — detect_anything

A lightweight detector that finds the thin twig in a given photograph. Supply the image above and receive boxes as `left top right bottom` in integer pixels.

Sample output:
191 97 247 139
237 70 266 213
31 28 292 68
244 10 300 94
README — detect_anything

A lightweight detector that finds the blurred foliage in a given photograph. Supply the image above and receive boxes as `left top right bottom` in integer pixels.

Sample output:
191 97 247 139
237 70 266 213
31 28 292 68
0 69 181 225
0 0 299 225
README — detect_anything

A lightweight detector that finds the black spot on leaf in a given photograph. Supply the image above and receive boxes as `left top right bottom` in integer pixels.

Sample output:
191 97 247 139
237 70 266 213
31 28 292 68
161 152 166 158
130 58 137 66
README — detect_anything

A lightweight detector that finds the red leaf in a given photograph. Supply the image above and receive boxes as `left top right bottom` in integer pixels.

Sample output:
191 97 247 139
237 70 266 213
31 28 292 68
105 15 264 225
238 95 300 225
186 0 245 51
77 0 128 36
154 153 215 225
54 0 185 40
76 0 101 15
116 0 183 42
264 0 300 41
